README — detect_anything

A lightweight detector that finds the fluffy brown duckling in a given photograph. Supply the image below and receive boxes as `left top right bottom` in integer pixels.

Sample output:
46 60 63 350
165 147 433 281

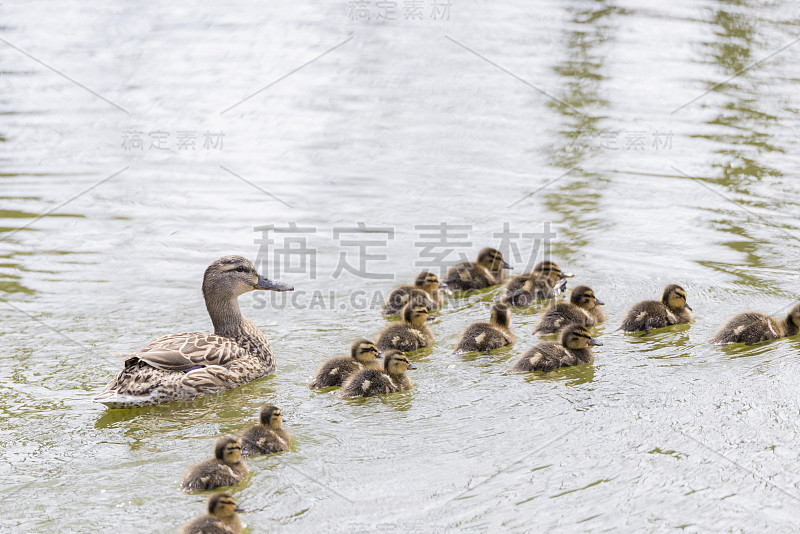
182 438 248 491
309 339 382 388
711 302 800 345
340 350 416 397
620 284 693 334
180 493 244 534
454 303 516 354
382 272 445 316
444 247 512 291
376 303 434 353
502 260 573 306
508 324 601 373
240 405 292 456
533 286 605 335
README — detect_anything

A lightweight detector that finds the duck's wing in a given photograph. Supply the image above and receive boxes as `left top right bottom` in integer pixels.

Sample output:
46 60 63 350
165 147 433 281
133 332 244 371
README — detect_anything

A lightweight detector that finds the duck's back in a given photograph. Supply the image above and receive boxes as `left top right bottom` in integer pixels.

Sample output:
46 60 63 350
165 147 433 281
503 277 556 306
309 356 360 388
182 459 247 491
376 323 432 352
533 303 593 334
620 300 676 332
181 516 237 534
510 341 591 372
382 286 438 315
711 313 783 345
340 368 397 397
241 426 291 456
444 262 495 291
455 323 513 353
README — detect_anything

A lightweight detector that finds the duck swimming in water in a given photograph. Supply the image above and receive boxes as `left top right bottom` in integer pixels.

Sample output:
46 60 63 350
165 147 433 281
180 493 243 534
309 339 382 388
340 350 416 398
240 405 292 456
182 437 248 491
444 247 511 291
376 303 434 353
711 302 800 345
620 284 692 334
508 324 601 373
454 303 515 354
533 285 605 335
382 272 444 316
502 260 572 306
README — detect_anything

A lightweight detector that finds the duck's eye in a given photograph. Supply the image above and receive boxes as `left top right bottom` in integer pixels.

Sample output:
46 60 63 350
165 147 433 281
235 266 246 273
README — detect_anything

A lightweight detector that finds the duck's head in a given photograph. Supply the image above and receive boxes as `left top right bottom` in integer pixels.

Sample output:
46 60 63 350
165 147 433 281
570 286 604 310
402 303 430 327
532 261 573 284
477 247 512 272
214 437 243 464
490 302 511 328
561 324 602 350
786 303 800 328
661 284 691 311
202 256 293 300
259 405 284 430
351 339 381 364
207 493 244 518
414 272 441 292
383 349 417 374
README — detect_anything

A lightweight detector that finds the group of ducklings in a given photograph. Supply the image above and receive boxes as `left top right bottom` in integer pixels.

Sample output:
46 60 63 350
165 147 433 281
309 247 800 394
180 405 291 533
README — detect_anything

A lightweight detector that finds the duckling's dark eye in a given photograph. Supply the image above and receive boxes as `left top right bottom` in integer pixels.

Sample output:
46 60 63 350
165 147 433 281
235 266 246 273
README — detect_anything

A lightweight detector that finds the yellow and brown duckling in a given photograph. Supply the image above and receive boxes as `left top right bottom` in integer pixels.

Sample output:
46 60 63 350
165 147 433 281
340 350 416 397
240 405 292 456
309 339 382 388
376 303 434 353
502 260 573 306
382 272 445 316
620 284 693 334
454 303 516 354
182 437 248 491
533 286 605 335
444 247 512 291
711 303 800 345
180 493 244 534
508 324 601 373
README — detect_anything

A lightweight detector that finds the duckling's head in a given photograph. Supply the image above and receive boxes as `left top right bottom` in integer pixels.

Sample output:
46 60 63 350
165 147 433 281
490 302 511 328
560 324 602 350
202 256 293 301
402 303 430 327
214 437 243 464
383 349 417 374
477 247 512 272
259 405 283 430
570 286 604 310
661 284 691 311
532 261 572 284
207 493 244 518
414 272 441 293
351 339 381 364
786 303 800 328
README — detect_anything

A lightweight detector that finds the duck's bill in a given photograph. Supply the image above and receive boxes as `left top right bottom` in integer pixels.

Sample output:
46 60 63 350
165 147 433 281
560 272 575 278
375 353 383 359
235 506 245 512
407 363 418 370
503 261 513 269
438 281 449 289
589 339 603 346
595 299 606 306
255 275 294 291
685 304 693 311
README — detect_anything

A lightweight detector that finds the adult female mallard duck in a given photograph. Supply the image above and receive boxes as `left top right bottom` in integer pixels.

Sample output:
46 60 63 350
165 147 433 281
454 302 515 354
181 493 244 534
507 324 601 373
502 260 572 306
240 405 292 456
444 247 512 291
376 303 434 353
182 438 248 491
620 284 692 334
309 339 382 389
93 256 293 408
382 272 444 316
340 350 416 398
533 286 605 335
711 302 800 345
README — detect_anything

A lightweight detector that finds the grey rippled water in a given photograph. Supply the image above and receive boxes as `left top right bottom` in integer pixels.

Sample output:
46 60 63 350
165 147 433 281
2 0 800 532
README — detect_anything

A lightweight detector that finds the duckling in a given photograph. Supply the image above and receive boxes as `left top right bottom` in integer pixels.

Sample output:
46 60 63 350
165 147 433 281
444 247 511 291
181 493 243 534
533 286 605 335
340 350 416 398
454 303 516 354
240 405 292 456
93 255 294 409
382 272 445 316
182 437 248 491
508 324 601 373
710 303 800 345
620 284 693 334
309 339 382 388
502 261 572 306
376 303 434 353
